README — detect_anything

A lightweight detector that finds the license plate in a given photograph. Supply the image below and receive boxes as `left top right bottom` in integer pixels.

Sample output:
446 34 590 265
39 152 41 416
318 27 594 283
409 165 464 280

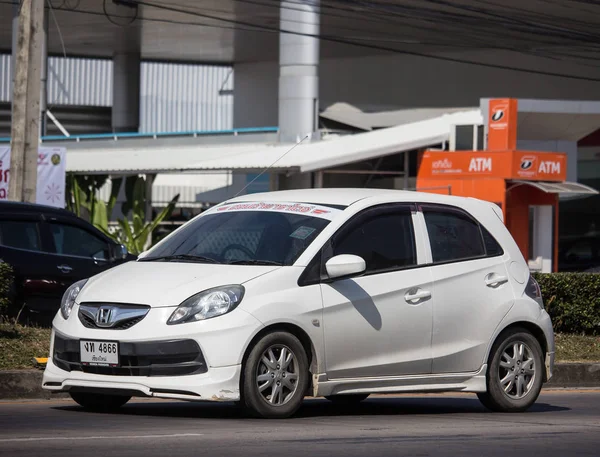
80 340 119 367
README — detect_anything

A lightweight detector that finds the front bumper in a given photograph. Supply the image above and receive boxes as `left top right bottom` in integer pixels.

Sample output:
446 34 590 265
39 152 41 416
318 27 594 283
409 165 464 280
42 304 264 402
52 333 208 377
43 356 242 401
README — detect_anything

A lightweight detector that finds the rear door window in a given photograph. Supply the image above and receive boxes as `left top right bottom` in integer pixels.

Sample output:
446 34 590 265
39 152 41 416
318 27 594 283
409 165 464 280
423 209 485 263
0 220 42 252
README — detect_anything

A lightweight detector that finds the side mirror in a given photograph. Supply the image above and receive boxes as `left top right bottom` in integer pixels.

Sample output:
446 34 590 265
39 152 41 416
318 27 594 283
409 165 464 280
325 254 366 280
110 243 128 261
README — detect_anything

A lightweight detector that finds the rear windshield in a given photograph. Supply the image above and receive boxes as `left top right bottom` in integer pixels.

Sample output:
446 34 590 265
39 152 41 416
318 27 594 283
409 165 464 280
142 201 342 266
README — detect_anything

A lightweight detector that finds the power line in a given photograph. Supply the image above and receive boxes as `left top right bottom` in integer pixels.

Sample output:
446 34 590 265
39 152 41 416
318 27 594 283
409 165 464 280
133 0 600 82
2 0 599 79
145 0 600 65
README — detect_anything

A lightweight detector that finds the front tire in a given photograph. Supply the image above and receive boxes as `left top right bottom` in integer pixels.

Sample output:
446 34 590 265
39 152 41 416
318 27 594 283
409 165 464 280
242 331 310 419
70 392 131 412
478 327 544 412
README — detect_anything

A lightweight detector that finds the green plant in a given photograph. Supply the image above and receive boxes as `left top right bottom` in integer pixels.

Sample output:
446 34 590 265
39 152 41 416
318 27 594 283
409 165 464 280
97 176 179 255
65 174 122 233
0 262 14 314
65 174 179 255
534 272 600 335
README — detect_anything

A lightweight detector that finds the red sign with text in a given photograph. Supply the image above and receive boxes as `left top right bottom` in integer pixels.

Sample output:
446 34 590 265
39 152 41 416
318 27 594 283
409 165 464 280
418 150 566 182
488 98 518 151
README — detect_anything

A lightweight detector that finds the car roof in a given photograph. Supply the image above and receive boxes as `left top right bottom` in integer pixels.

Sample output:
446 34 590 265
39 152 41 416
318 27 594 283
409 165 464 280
0 200 75 216
225 188 485 209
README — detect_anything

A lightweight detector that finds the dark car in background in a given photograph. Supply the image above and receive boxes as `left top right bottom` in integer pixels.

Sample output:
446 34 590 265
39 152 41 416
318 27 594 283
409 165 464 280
0 201 135 324
558 233 600 273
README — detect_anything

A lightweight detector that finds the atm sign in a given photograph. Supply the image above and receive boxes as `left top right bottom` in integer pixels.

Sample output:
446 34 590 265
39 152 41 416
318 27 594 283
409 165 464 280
514 153 566 181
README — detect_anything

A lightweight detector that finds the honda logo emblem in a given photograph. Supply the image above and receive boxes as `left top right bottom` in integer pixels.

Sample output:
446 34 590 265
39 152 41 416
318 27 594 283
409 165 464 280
95 306 115 327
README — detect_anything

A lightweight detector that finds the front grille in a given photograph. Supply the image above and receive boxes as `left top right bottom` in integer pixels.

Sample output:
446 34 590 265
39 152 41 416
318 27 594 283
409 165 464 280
79 313 145 330
78 303 150 330
53 334 207 377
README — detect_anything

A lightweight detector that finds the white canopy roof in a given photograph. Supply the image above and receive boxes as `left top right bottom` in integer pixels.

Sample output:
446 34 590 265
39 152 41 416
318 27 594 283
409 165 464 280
508 180 599 195
319 102 476 131
65 109 483 175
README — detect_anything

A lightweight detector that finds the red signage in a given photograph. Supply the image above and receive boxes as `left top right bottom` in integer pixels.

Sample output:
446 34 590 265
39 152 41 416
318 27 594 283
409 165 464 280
488 98 518 151
418 150 567 182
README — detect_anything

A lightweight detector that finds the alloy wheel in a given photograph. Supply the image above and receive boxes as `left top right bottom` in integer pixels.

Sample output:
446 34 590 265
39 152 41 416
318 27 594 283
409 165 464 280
255 344 299 406
498 341 536 399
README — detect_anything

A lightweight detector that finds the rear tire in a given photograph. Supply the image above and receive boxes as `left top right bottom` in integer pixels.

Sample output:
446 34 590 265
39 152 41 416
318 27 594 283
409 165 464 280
242 331 309 419
478 327 544 412
325 394 369 405
70 392 131 412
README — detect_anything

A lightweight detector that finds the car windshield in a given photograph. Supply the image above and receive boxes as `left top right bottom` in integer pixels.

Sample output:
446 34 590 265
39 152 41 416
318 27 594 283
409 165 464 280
141 202 340 265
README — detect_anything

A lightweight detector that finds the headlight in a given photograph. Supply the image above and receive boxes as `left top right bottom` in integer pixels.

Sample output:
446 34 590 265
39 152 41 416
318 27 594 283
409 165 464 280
60 279 88 320
167 285 245 325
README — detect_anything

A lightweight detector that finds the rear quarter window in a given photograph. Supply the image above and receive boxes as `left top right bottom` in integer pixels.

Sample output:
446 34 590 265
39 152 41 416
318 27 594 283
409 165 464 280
423 210 485 263
481 225 504 257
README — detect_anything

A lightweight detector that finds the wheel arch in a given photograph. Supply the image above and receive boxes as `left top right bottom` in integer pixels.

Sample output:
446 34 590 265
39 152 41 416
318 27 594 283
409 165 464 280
239 322 319 396
487 321 549 382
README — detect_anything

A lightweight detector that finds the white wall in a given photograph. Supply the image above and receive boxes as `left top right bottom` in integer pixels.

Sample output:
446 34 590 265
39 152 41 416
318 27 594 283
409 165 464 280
234 61 279 129
233 51 600 129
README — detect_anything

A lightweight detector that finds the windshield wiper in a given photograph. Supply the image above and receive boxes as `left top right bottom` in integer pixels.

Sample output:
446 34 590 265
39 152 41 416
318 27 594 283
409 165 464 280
140 254 219 264
227 259 283 266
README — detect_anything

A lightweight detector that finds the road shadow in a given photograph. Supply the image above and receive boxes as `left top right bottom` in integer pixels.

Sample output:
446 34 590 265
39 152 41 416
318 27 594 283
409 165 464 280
52 396 570 421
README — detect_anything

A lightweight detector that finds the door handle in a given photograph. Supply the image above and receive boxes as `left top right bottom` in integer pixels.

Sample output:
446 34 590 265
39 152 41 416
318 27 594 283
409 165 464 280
57 264 72 273
404 288 432 304
485 273 508 288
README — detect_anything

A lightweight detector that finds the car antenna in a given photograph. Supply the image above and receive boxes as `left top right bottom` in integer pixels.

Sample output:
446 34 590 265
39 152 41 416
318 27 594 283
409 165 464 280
233 134 310 197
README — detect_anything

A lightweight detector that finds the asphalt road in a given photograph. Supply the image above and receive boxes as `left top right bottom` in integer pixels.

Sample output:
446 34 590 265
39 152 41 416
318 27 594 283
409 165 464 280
0 390 598 457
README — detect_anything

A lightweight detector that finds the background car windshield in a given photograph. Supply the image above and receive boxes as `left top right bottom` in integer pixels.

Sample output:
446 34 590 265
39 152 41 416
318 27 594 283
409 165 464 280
144 210 330 265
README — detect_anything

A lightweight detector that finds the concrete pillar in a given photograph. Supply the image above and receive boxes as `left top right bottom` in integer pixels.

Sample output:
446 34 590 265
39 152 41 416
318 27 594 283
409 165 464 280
313 170 323 188
278 0 320 143
112 25 141 133
112 52 140 133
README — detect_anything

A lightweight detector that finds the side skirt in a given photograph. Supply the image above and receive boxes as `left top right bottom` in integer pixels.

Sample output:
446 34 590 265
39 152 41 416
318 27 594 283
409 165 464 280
312 364 487 397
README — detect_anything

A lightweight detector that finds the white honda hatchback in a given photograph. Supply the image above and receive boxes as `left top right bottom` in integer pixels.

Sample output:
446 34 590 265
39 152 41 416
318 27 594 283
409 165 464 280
43 188 554 418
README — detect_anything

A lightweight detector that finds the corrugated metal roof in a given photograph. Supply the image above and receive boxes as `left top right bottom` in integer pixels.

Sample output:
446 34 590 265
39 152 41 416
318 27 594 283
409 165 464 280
1 54 233 132
66 110 483 174
97 173 233 206
140 62 233 133
48 56 113 106
66 142 278 174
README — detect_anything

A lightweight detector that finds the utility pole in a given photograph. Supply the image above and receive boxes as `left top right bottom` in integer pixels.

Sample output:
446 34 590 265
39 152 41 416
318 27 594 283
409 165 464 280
9 0 44 203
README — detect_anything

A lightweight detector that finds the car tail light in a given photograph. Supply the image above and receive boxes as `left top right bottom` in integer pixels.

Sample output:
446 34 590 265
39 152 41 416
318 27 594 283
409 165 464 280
525 275 544 309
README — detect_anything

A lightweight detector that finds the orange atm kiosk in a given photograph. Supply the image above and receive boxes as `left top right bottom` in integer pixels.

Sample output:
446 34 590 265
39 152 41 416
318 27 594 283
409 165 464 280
416 98 575 272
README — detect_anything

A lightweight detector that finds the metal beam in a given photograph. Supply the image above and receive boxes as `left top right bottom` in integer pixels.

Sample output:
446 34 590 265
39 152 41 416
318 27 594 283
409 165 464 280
322 170 406 175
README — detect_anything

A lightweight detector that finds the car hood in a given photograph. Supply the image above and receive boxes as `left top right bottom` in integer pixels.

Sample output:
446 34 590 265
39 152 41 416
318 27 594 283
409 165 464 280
77 260 280 307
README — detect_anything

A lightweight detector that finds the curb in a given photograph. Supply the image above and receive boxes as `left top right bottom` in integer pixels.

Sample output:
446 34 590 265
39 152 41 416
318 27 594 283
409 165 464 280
0 370 66 400
546 362 600 388
0 363 599 400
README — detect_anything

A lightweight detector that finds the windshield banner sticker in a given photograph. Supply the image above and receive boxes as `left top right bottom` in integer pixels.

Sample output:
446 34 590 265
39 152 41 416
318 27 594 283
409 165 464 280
211 201 343 220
